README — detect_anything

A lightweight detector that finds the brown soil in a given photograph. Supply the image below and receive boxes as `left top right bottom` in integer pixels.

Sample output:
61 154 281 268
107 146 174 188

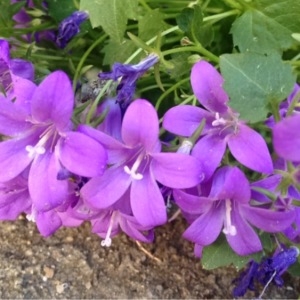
0 216 299 299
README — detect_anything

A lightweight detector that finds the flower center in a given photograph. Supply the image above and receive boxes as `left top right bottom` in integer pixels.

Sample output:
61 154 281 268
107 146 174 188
25 124 57 158
124 153 145 180
212 112 227 127
222 199 237 236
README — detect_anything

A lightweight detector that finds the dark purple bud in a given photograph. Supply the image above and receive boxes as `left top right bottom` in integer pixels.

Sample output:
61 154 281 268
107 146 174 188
232 260 259 298
56 11 89 48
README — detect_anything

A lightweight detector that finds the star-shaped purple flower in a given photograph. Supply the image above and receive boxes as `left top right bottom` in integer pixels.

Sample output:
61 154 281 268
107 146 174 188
173 166 295 256
0 70 107 213
163 60 273 179
79 99 204 227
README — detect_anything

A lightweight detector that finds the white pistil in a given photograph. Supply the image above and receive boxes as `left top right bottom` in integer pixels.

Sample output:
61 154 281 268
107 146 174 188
222 199 237 236
25 145 46 158
101 213 115 247
124 154 144 180
212 112 227 127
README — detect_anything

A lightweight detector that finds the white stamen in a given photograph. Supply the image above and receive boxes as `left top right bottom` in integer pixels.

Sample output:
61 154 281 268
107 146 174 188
212 112 227 127
25 145 46 158
26 208 37 222
124 154 144 180
222 199 237 236
101 213 115 247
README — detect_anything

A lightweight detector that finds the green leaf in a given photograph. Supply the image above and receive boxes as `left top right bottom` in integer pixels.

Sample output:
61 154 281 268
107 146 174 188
288 261 300 277
80 0 138 43
231 0 300 54
102 38 139 66
176 5 206 45
220 52 296 123
167 52 191 80
47 0 77 23
138 9 169 41
202 235 262 270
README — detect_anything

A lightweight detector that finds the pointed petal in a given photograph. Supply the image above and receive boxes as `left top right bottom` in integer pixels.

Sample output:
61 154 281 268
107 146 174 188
0 98 32 136
183 204 224 245
31 71 74 131
0 137 34 181
122 99 159 150
191 60 228 113
81 166 131 209
162 105 213 137
241 205 295 232
173 189 212 214
209 167 251 203
273 115 300 162
36 210 62 237
131 169 167 227
29 152 68 211
120 214 154 243
151 153 204 188
0 40 10 63
228 124 273 174
57 132 107 177
226 208 262 255
192 134 226 180
78 124 129 164
10 58 34 81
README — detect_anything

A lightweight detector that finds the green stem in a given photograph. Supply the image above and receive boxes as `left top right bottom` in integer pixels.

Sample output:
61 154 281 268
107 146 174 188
203 9 240 23
286 90 300 116
139 0 152 11
155 77 190 110
270 101 281 122
72 34 107 91
163 45 219 63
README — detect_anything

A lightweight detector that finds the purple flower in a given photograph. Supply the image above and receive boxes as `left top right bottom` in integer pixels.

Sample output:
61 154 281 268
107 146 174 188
0 39 35 101
259 246 300 286
173 166 295 256
99 54 159 110
56 11 89 48
79 99 204 227
232 260 259 298
0 71 107 213
163 60 273 179
273 114 300 162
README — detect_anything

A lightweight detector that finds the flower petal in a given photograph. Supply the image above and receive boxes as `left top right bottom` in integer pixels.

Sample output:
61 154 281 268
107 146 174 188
0 98 32 136
31 71 74 131
151 153 204 188
226 208 262 255
131 169 167 227
183 204 224 245
209 167 251 203
228 124 273 174
162 105 213 137
78 124 129 164
81 166 131 209
122 99 159 151
29 152 68 211
241 205 295 232
173 189 211 214
0 136 34 181
57 131 107 177
191 60 228 113
36 210 62 237
273 115 300 162
10 58 34 81
192 133 226 180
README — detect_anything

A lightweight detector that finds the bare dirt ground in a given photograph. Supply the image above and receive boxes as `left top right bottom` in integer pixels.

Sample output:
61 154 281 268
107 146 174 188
0 216 299 299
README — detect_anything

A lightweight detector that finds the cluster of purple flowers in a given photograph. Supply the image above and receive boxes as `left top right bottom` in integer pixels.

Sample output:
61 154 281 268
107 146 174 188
1 23 300 295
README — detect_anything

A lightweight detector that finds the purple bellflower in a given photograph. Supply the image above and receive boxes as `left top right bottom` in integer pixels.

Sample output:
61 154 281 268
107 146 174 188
0 70 107 215
79 99 204 227
99 54 159 110
56 11 89 48
173 166 295 256
163 60 273 180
